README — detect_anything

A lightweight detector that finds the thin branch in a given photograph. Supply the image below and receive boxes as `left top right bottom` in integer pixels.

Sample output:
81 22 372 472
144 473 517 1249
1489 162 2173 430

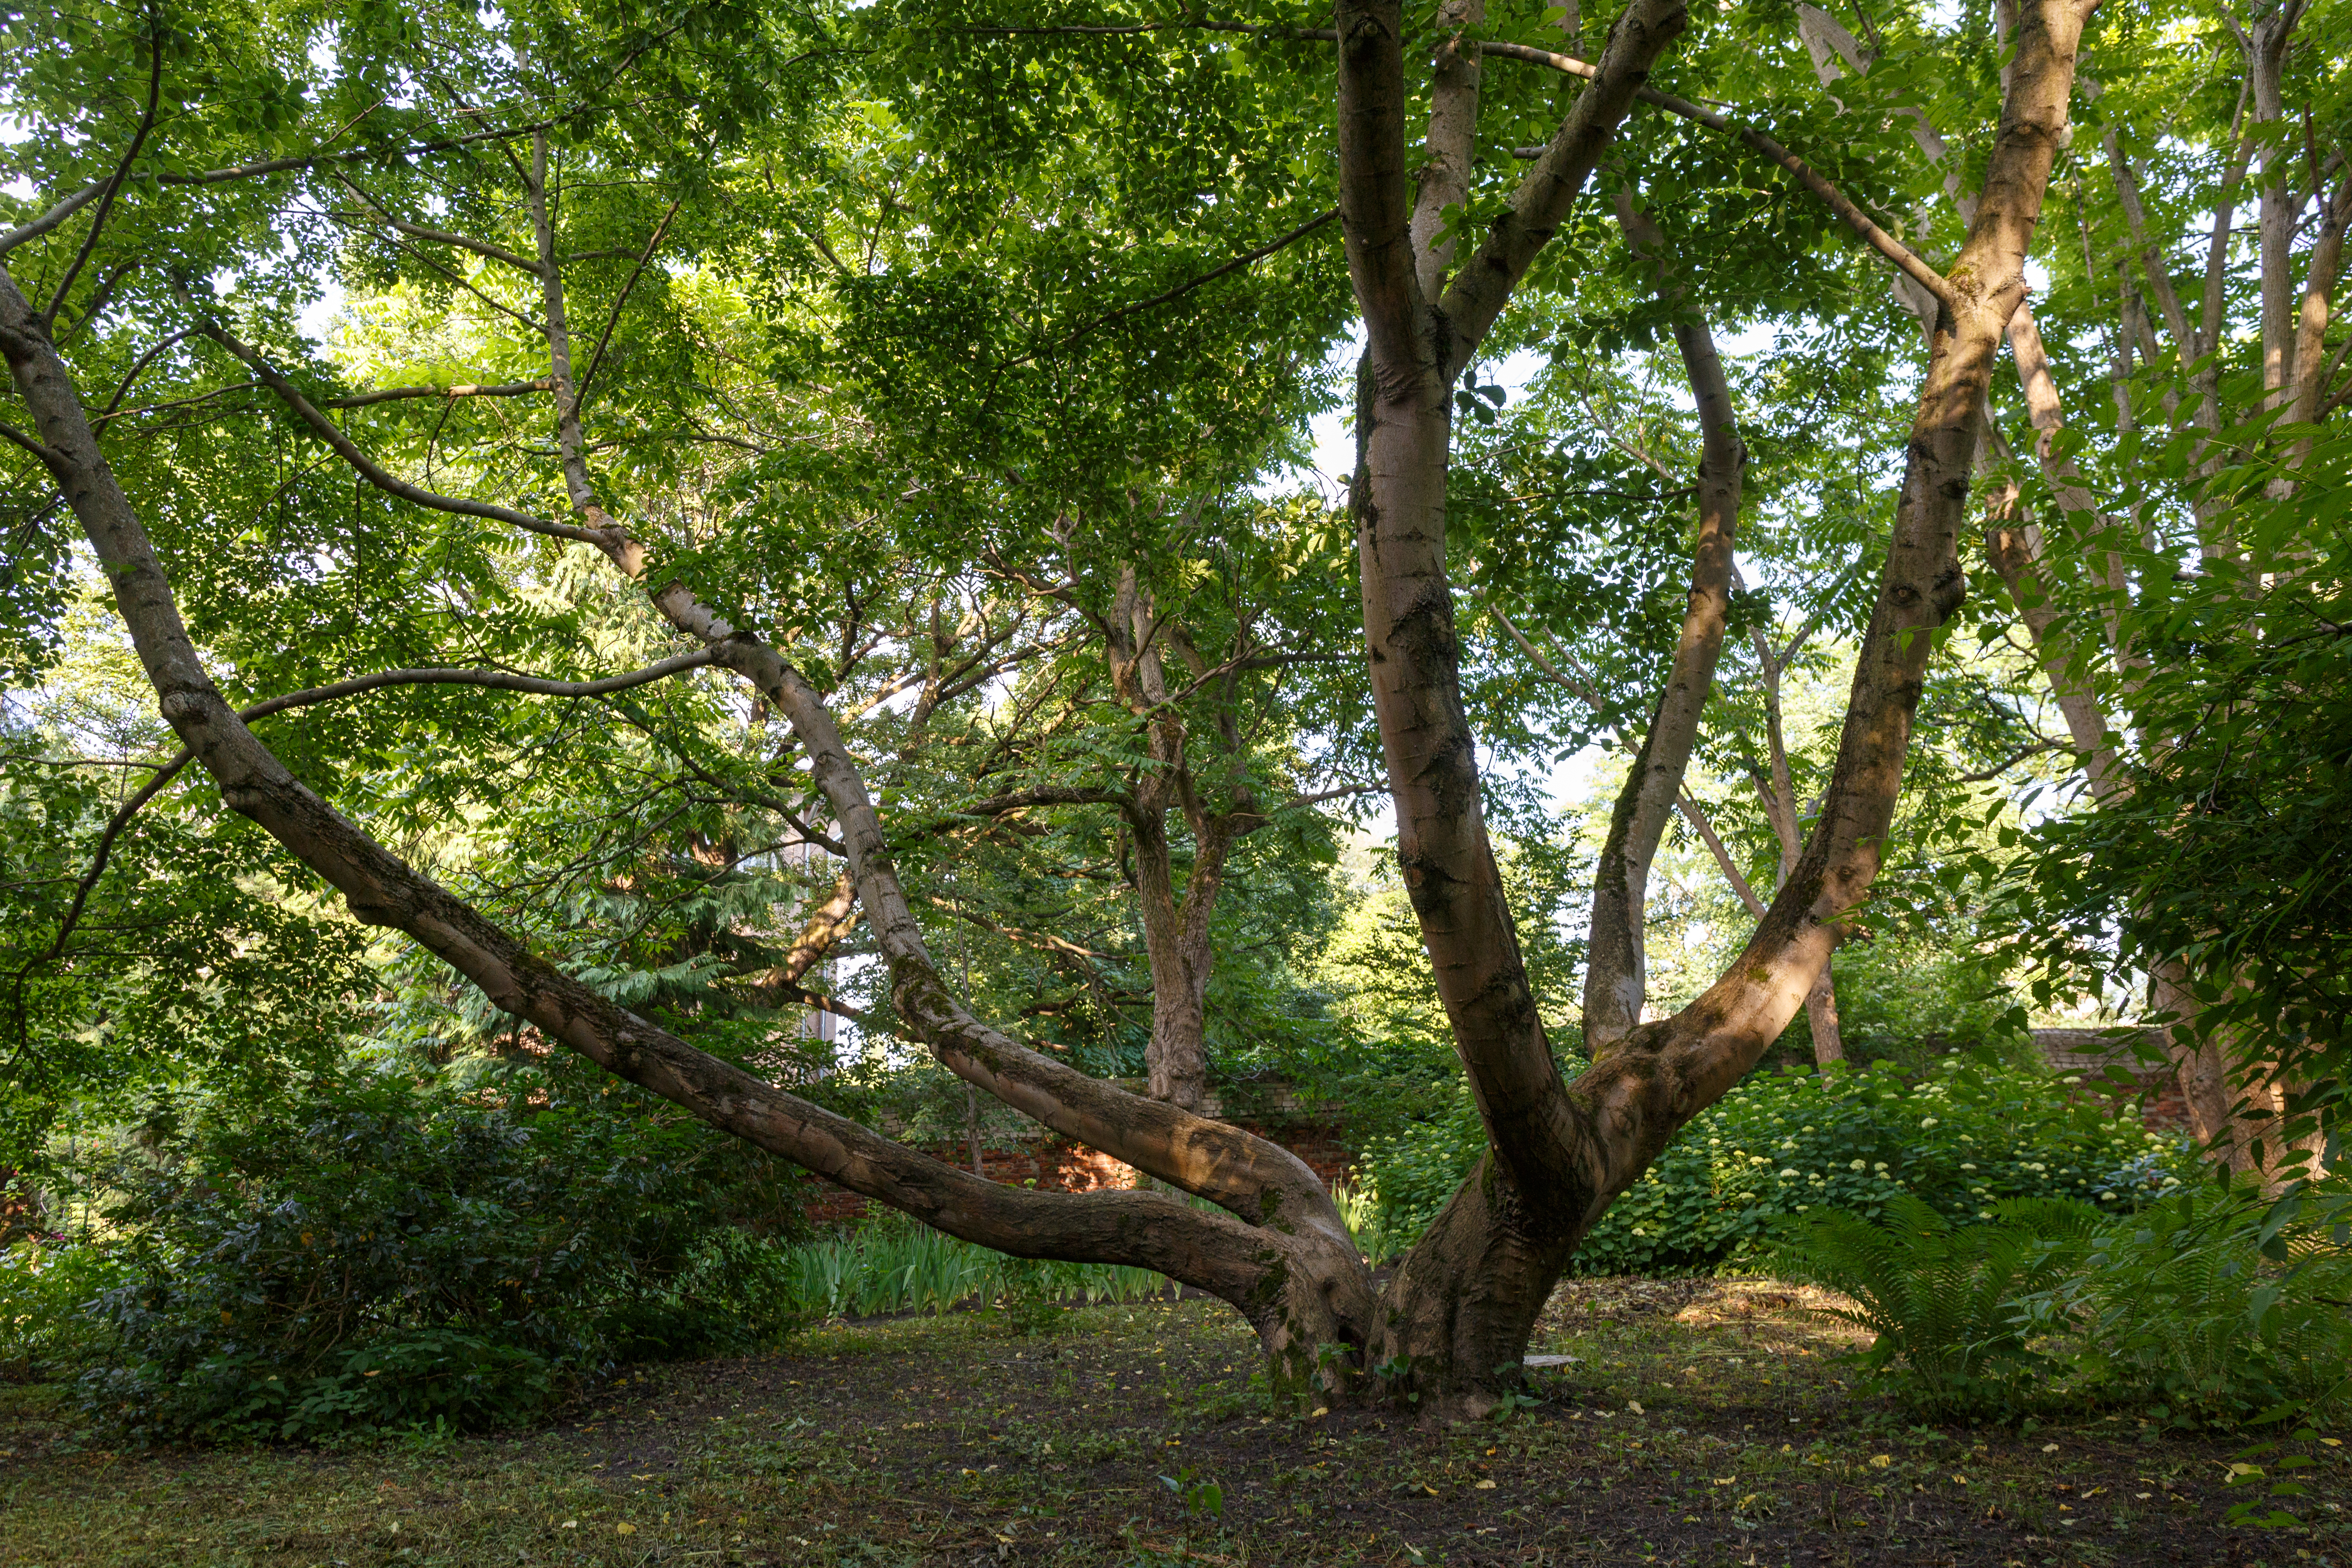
237 650 718 724
0 417 61 467
1014 207 1339 364
956 785 1132 818
332 175 545 275
1483 40 1955 310
194 318 610 546
576 194 685 410
1948 738 2066 783
7 750 194 1028
40 24 163 323
2 116 575 257
92 326 197 421
319 377 554 409
12 654 710 998
1676 791 1766 919
90 380 259 429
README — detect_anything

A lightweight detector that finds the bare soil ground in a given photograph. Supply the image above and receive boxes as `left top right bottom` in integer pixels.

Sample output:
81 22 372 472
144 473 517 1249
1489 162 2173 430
1 1277 2344 1567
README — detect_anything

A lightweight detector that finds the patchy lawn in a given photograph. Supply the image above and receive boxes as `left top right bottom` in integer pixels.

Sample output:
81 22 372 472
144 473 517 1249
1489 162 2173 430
1 1278 2345 1566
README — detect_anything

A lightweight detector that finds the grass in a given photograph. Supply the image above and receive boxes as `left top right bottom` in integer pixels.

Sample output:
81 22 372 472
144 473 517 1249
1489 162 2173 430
3 1277 2348 1566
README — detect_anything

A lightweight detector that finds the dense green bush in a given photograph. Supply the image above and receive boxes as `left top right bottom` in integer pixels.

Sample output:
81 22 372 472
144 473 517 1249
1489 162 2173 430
0 1238 126 1382
1360 1057 2193 1271
67 1063 808 1441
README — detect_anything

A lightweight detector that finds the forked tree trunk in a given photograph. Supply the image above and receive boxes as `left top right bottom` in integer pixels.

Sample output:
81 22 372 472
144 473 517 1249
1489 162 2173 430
1098 565 1256 1111
1338 0 2096 1405
5 0 2098 1417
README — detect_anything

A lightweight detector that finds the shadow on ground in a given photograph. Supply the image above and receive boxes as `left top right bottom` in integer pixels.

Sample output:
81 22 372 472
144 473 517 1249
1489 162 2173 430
2 1278 2343 1566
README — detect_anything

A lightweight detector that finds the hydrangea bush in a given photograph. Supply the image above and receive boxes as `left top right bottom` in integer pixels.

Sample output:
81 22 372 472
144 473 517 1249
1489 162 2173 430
1362 1058 2195 1275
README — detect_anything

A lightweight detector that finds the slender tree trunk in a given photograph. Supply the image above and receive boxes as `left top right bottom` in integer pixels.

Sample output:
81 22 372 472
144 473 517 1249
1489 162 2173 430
1100 564 1243 1111
1746 624 1844 1066
1803 963 1844 1065
1581 194 1744 1048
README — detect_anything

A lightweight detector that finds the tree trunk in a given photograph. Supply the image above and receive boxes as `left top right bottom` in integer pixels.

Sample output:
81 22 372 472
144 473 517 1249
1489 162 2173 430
1580 193 1745 1048
1334 0 2095 1410
8 0 2099 1421
1803 961 1844 1065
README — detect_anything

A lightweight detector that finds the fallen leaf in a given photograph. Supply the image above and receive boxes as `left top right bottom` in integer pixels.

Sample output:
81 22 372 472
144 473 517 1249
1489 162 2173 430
616 1523 636 1535
1474 1479 1496 1490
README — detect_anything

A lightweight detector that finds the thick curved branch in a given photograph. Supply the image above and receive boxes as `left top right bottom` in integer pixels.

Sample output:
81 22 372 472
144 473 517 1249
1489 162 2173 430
1581 192 1746 1048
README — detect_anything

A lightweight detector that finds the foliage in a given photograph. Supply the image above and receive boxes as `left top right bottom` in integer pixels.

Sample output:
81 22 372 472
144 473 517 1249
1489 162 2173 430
0 1237 126 1382
769 1213 1171 1328
1360 1057 2193 1271
1767 1178 2352 1426
64 1061 808 1441
1768 934 2037 1074
2006 483 2352 1165
1767 1194 2101 1413
2018 1180 2352 1427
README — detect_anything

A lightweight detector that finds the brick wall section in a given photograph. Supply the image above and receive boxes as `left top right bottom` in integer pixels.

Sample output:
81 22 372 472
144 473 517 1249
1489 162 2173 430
803 1120 1355 1229
2034 1028 2190 1131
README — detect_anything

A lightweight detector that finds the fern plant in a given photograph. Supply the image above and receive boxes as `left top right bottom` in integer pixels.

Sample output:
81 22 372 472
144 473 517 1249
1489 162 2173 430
1767 1194 2101 1413
2018 1180 2352 1424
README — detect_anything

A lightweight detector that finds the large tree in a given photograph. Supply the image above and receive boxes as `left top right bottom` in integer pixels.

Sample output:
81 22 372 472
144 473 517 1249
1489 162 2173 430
5 0 2102 1411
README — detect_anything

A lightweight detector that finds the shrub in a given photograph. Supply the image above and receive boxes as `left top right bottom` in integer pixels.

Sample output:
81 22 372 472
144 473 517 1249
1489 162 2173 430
66 1063 808 1441
1767 1194 2101 1413
1360 1057 2194 1272
0 1239 126 1382
2020 1179 2352 1425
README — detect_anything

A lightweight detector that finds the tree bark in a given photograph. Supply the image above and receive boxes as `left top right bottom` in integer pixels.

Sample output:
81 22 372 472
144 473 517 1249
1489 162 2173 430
1335 0 2094 1409
1580 194 1744 1049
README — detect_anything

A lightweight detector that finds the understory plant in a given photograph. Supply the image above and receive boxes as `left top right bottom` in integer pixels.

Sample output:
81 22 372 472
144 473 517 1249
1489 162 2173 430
1361 1057 2190 1272
1770 1177 2352 1424
0 1238 126 1382
66 1061 808 1442
2017 1180 2352 1425
776 1212 1173 1325
1768 1194 2101 1412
